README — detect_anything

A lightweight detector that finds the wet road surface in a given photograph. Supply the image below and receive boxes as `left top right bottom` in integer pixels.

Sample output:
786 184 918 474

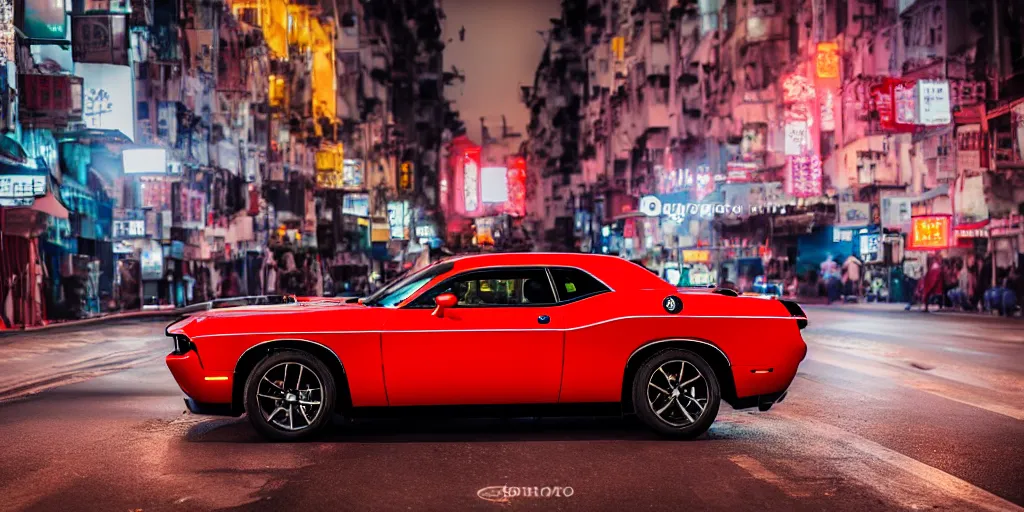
0 306 1021 511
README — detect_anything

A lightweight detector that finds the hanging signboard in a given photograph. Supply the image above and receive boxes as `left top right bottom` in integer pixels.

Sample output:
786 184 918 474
682 249 711 264
726 162 755 183
112 219 145 238
881 196 913 230
786 154 822 198
784 121 809 156
341 193 369 217
71 15 130 66
399 161 413 192
463 152 479 213
16 0 68 40
893 78 917 126
916 79 951 126
838 201 871 227
76 63 135 141
908 215 951 250
0 174 46 199
387 200 409 240
815 42 840 79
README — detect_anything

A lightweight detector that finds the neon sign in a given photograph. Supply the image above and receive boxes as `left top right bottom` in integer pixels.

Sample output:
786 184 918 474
909 215 951 250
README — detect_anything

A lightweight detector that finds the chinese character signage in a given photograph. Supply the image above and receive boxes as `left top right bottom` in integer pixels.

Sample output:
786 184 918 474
76 63 135 141
682 250 711 264
784 121 809 156
112 219 145 238
815 42 840 79
909 215 950 250
786 154 822 198
463 152 479 213
0 174 46 199
399 161 413 192
894 79 917 125
916 80 951 126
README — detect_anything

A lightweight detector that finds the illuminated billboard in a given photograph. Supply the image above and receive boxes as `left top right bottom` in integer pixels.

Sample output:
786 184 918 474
122 148 167 174
480 166 508 203
16 0 67 40
909 215 951 250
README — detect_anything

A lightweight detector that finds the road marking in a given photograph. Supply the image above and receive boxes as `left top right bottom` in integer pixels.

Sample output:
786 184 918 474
808 350 1024 421
772 411 1024 512
728 455 812 497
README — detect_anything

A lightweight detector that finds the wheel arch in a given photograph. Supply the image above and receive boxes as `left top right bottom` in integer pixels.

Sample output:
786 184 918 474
620 338 736 414
232 338 351 416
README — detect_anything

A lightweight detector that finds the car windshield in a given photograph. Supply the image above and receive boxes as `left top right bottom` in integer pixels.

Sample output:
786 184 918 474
363 261 455 307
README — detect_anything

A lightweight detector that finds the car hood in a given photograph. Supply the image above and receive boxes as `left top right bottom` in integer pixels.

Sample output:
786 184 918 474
166 301 374 337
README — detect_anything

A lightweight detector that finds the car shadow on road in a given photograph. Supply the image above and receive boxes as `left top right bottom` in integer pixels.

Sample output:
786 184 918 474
182 414 744 444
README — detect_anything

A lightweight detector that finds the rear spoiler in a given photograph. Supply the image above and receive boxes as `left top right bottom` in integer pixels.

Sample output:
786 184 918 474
778 300 808 329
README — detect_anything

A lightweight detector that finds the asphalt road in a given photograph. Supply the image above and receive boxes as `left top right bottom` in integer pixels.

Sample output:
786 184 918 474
0 306 1022 511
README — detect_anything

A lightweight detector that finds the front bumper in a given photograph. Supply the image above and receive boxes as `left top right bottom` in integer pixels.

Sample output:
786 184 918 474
165 350 234 407
184 397 239 416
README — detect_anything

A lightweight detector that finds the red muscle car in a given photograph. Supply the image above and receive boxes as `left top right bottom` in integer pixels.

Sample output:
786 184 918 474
165 253 808 441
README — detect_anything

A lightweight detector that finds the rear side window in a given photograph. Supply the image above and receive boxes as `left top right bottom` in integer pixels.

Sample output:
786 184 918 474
549 267 609 302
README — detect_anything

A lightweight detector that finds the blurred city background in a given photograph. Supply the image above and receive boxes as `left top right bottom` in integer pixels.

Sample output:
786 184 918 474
0 0 1022 329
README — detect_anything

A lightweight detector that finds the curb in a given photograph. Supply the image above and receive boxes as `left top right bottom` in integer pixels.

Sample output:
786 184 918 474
1 309 185 335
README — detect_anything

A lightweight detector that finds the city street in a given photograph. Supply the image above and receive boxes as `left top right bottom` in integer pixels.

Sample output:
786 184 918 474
0 308 1022 511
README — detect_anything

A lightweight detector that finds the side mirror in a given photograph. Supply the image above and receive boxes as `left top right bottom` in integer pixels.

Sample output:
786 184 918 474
433 293 457 317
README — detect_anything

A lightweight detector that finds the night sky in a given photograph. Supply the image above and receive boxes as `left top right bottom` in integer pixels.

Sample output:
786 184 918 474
443 0 562 144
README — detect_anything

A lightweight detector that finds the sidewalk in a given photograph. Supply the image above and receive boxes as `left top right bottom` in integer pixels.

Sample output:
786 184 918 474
800 299 1021 318
0 307 184 336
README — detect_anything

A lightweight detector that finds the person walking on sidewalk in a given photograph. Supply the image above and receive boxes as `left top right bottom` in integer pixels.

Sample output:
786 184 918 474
921 257 944 313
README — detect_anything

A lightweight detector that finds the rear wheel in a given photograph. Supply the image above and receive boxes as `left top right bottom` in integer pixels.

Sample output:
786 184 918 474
244 350 336 441
632 349 720 439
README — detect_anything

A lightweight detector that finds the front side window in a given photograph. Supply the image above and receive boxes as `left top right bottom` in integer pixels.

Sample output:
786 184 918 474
410 268 556 307
549 267 610 302
363 261 454 307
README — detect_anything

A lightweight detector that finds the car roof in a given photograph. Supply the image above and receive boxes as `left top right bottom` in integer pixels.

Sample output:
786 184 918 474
440 253 673 292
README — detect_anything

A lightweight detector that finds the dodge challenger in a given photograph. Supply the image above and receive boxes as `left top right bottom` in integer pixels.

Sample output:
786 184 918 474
165 253 808 441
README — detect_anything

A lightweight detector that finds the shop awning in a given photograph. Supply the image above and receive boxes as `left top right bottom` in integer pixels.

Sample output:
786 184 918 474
911 184 949 204
13 192 69 219
58 129 132 147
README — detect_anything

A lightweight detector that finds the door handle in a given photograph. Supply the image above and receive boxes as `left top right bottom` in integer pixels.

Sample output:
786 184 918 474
537 315 550 325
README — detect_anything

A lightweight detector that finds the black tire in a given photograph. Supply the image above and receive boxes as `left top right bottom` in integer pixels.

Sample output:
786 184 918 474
631 349 721 439
244 350 336 441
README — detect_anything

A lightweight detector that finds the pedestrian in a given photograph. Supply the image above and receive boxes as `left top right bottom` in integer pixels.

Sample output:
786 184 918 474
921 257 944 312
842 252 862 300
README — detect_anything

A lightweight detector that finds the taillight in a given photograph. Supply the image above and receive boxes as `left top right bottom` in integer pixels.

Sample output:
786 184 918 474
779 300 808 329
172 335 194 354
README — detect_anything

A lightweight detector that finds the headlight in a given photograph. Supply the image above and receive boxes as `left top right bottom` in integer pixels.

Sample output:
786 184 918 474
172 335 194 354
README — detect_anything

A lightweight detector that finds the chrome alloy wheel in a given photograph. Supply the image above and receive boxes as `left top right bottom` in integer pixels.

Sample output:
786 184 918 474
256 362 324 431
646 360 710 428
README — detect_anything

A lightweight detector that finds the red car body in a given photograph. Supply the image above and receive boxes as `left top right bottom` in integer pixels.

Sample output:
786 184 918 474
166 253 807 437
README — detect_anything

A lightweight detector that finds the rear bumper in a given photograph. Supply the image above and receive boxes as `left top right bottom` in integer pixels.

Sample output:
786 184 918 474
725 389 789 411
166 351 234 406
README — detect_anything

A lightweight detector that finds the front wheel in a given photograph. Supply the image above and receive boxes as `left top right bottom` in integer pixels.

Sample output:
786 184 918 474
244 350 336 441
632 349 721 439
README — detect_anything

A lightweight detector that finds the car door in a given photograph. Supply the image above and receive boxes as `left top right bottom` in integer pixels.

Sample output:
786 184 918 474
380 267 564 406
